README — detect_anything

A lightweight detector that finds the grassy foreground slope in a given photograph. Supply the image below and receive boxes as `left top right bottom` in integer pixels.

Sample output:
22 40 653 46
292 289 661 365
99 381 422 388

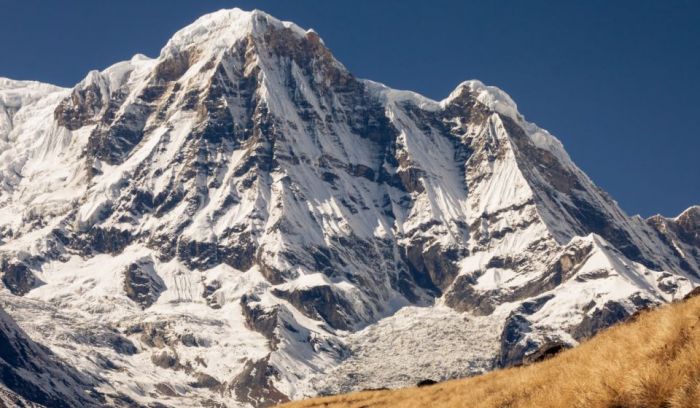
281 293 700 408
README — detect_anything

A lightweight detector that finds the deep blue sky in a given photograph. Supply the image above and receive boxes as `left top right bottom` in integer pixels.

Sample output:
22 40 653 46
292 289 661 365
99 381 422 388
2 1 698 217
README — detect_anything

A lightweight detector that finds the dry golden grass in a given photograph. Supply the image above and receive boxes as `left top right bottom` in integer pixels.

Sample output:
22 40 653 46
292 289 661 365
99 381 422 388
281 294 700 408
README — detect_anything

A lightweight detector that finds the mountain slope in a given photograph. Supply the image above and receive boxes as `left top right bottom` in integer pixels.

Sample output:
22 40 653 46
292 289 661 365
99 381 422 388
281 292 700 408
0 8 697 407
0 304 107 407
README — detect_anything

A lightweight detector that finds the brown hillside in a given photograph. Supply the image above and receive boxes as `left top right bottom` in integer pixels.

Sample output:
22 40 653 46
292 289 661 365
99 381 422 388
281 293 700 408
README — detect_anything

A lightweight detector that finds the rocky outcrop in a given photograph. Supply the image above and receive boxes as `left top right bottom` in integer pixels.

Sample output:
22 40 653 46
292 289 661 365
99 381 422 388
647 206 700 276
272 285 357 331
0 258 41 296
122 258 165 309
241 294 281 349
54 81 104 130
231 356 289 407
497 295 554 367
570 295 657 341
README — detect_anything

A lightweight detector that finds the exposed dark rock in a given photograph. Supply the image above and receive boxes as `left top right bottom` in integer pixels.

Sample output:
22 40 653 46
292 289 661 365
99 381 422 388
126 321 180 349
498 314 536 367
189 372 221 389
155 49 194 82
517 294 555 315
203 279 223 309
396 167 425 194
403 240 461 294
676 207 700 246
154 382 178 397
575 269 611 282
78 227 133 255
87 117 148 166
647 207 700 278
570 300 630 341
657 277 680 294
444 274 495 315
522 341 570 364
74 330 137 356
230 356 289 408
497 113 668 273
416 379 438 387
271 285 356 331
151 350 179 370
123 258 165 309
175 235 256 271
499 315 570 368
54 82 104 130
93 353 119 371
179 332 200 347
240 295 281 349
0 258 42 296
347 164 375 181
321 171 339 185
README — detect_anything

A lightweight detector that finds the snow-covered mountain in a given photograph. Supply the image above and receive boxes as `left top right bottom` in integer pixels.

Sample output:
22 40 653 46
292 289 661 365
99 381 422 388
0 8 698 407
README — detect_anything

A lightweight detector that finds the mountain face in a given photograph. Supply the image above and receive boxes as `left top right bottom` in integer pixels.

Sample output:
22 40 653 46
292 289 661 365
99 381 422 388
0 8 698 407
0 303 108 407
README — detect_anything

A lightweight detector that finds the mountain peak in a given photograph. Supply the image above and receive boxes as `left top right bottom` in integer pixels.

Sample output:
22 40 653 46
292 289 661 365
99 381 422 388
677 205 700 221
442 79 520 120
161 8 309 58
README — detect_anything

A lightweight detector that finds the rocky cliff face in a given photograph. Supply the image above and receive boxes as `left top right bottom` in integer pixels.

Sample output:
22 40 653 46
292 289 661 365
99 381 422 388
0 8 697 407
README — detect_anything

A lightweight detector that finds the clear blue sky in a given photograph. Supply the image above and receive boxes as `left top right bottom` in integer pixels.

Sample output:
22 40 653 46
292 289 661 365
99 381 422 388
2 0 698 217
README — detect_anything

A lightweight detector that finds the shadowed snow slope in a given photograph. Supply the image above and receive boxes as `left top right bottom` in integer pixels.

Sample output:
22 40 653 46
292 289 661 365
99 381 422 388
0 304 107 407
0 7 698 408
